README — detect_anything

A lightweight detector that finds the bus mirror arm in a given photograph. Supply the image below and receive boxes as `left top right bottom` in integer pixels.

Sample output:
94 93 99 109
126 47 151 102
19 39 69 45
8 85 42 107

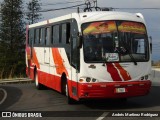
149 36 152 53
77 32 82 48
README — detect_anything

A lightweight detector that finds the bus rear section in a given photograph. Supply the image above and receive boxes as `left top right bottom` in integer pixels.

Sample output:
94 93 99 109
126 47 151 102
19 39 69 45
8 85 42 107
25 11 152 104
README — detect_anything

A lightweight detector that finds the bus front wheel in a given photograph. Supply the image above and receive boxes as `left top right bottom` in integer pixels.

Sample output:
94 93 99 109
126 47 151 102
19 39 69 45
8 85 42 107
65 81 75 104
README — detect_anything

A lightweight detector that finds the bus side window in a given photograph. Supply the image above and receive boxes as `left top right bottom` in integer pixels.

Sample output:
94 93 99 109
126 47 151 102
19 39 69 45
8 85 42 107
45 28 47 45
39 28 42 44
35 29 39 44
41 28 45 45
66 23 70 44
51 26 53 44
52 25 60 44
34 29 36 44
44 27 50 45
62 23 70 44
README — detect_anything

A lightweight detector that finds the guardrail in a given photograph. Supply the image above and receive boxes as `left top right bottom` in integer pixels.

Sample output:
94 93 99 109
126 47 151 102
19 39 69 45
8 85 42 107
0 78 33 84
0 68 159 85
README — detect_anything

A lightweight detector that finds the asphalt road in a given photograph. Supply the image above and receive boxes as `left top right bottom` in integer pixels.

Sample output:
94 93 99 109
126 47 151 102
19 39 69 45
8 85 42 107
0 83 160 119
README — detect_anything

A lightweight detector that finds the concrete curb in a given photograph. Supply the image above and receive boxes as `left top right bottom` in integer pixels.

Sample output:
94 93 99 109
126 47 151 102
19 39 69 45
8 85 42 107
0 78 33 84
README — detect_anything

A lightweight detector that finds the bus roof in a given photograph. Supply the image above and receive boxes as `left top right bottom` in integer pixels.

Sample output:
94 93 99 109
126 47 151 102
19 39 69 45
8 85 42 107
28 11 145 28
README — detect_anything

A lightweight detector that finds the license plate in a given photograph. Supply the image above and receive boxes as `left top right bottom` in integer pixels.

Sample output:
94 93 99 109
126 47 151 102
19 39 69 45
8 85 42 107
115 88 126 93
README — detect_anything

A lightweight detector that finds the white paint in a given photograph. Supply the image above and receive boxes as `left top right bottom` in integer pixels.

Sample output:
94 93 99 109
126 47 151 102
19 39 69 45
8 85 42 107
0 88 7 105
96 112 108 120
151 68 160 86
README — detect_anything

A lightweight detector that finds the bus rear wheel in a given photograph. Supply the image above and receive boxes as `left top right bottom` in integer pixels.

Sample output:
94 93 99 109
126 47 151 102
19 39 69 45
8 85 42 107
34 71 43 90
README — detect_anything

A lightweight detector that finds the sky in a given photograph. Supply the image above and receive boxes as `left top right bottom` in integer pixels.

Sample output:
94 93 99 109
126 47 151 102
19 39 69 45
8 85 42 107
0 0 160 61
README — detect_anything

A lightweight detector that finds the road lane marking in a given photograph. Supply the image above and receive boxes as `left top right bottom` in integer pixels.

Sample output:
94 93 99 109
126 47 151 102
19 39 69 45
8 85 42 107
96 112 108 120
0 88 7 105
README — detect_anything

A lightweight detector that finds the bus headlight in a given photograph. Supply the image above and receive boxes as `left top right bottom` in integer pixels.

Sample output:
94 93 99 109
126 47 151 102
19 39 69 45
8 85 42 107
145 75 148 80
141 75 149 80
141 76 144 80
86 77 91 82
92 78 97 82
79 77 98 83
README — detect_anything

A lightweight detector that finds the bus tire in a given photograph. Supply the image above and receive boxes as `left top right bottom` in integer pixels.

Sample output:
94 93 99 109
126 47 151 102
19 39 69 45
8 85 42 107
65 81 75 104
61 74 67 95
34 70 43 90
119 98 127 103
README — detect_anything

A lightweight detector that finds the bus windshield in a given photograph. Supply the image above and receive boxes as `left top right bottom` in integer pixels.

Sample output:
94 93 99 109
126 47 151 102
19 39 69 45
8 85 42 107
82 21 149 63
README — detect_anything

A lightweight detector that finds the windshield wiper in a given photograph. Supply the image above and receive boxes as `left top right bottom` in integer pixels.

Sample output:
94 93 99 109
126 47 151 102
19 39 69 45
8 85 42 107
127 51 137 65
102 57 107 66
120 40 137 66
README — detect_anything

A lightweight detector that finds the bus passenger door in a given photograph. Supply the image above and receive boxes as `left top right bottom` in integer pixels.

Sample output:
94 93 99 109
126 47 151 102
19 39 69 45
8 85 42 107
70 19 80 99
44 28 50 64
44 48 50 64
44 27 51 84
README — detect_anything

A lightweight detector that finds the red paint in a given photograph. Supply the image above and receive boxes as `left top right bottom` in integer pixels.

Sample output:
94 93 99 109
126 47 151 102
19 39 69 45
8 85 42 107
114 63 131 81
29 67 151 101
78 80 151 99
27 67 151 101
32 48 40 69
106 63 122 81
27 68 79 100
52 48 69 76
32 70 72 94
26 47 31 60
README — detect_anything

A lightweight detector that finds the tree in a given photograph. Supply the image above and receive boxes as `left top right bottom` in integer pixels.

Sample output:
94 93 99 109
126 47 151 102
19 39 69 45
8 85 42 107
26 0 42 24
0 0 25 78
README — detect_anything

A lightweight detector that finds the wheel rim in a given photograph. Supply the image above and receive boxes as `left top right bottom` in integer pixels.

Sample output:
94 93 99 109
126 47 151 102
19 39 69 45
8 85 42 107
65 84 68 96
35 73 38 87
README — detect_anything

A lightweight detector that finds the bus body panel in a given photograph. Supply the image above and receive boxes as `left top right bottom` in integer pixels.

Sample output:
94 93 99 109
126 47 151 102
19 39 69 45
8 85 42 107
78 80 151 99
26 11 152 101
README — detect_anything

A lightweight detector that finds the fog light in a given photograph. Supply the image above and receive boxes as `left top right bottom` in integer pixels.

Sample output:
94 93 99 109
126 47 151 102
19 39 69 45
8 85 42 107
79 79 84 82
86 77 91 82
92 78 97 82
145 75 148 80
141 76 144 80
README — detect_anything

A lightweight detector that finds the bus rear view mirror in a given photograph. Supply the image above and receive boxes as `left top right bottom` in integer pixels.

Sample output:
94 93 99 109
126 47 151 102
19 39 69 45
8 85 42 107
149 36 152 53
77 32 82 48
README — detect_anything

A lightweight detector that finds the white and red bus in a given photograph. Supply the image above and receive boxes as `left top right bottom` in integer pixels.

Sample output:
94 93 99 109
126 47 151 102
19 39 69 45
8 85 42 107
26 11 152 104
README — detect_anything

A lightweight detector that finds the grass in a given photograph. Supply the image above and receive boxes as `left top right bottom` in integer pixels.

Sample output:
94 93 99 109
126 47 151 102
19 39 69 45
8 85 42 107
0 68 4 79
0 67 26 80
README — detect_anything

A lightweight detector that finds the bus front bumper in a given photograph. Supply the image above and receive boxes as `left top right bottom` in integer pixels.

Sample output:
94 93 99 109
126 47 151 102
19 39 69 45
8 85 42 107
78 80 151 99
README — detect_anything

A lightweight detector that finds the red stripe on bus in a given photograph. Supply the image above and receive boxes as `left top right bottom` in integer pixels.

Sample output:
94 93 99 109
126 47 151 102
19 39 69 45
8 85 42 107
32 48 40 69
106 63 122 81
114 63 131 81
52 48 69 76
